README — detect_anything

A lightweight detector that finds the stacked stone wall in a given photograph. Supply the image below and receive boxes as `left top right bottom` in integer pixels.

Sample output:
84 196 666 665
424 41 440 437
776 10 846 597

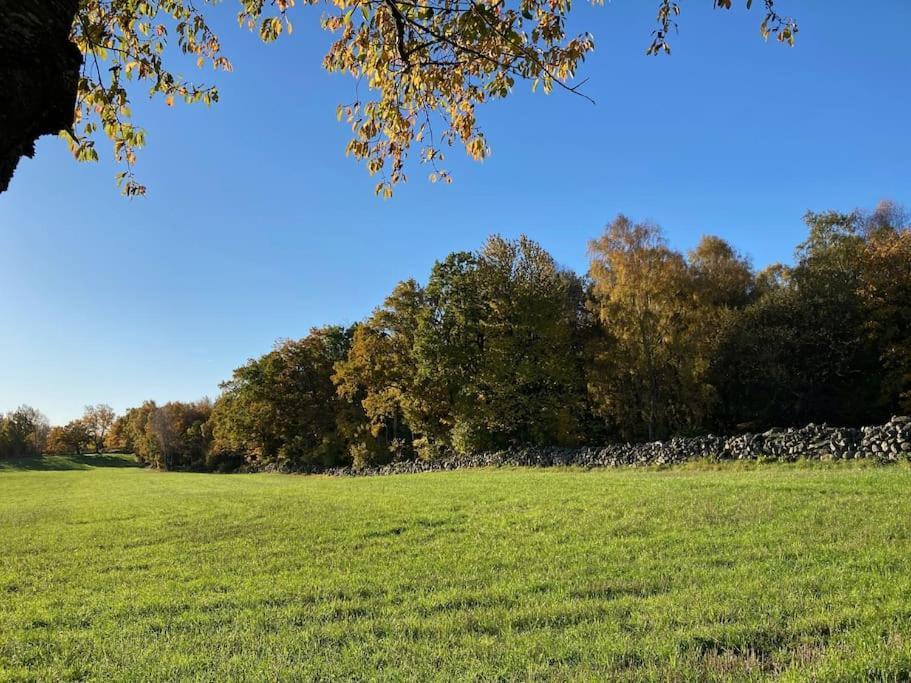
295 416 911 477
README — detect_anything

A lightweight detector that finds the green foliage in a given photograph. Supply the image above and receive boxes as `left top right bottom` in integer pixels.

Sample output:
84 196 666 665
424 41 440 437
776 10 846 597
708 208 909 429
411 236 592 454
334 279 427 466
19 199 911 470
211 326 358 468
110 399 213 469
2 463 911 678
0 406 50 458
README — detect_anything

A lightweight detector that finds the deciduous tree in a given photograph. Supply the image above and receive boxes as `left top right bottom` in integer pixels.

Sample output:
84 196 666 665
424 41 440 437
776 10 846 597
211 326 358 468
334 279 427 465
82 403 115 453
858 209 911 415
0 0 797 195
0 406 51 457
413 235 589 454
588 216 697 440
46 419 91 455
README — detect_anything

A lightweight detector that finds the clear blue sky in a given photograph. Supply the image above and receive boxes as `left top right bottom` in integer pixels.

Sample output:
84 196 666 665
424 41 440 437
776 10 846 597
2 2 909 425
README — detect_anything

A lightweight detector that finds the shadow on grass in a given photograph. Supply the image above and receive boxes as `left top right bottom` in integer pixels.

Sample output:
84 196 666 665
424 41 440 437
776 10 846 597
0 453 141 472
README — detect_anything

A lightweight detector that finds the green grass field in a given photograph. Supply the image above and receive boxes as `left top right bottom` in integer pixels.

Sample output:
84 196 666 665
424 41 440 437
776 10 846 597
2 456 911 681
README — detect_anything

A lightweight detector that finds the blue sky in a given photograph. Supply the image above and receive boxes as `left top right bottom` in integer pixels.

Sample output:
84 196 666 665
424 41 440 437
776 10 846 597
2 1 909 425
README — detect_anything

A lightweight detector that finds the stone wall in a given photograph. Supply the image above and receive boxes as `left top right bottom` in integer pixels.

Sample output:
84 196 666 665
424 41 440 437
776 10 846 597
310 416 911 477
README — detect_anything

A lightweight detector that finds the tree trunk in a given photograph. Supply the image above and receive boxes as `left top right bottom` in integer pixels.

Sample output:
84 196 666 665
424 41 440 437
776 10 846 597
648 371 657 442
0 0 82 193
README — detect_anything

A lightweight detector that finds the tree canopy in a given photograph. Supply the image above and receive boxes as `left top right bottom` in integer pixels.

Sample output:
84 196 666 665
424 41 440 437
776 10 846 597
8 199 906 472
0 406 50 458
32 0 798 195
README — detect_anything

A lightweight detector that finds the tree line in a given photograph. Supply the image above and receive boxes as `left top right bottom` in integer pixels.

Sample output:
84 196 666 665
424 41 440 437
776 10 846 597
3 201 908 470
0 403 112 459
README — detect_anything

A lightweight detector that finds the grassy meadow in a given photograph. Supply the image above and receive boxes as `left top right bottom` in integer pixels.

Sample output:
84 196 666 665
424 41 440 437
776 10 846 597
2 457 911 681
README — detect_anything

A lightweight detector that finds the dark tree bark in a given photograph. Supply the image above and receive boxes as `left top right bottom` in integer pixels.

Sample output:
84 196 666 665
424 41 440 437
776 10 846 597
0 0 82 194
